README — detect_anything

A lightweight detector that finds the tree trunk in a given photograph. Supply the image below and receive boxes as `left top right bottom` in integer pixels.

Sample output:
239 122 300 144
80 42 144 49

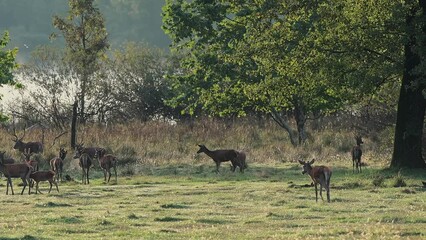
391 1 426 168
71 99 78 149
270 109 298 146
294 100 307 144
79 72 88 124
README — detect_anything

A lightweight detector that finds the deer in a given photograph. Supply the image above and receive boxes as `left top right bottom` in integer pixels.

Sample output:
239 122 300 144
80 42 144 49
0 151 33 195
94 149 117 183
197 144 246 173
298 159 332 203
79 152 92 184
29 170 59 194
73 143 106 169
73 143 106 159
230 151 248 173
10 126 43 154
352 136 363 173
50 147 67 182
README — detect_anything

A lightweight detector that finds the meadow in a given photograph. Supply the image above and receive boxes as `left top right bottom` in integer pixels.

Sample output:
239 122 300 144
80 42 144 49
0 118 424 239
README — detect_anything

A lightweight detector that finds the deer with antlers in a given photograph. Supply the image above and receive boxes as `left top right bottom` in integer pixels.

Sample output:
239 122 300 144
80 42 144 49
10 125 43 154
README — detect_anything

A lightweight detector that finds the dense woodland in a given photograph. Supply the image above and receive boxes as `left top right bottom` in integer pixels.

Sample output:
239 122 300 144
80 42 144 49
0 0 425 169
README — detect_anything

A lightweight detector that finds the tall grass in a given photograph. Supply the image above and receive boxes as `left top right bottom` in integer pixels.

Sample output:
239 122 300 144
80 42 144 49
0 118 393 177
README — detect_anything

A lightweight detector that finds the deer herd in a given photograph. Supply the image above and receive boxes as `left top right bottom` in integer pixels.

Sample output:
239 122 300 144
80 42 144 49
0 126 366 203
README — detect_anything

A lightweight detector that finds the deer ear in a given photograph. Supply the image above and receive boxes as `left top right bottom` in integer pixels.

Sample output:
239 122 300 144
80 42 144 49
309 159 315 164
298 160 305 165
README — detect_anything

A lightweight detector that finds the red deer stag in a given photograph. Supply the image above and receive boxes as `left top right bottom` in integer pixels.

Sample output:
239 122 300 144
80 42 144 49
10 126 43 154
352 136 363 173
29 170 59 194
197 144 247 173
0 151 32 195
95 149 117 183
79 153 92 184
298 159 332 203
50 148 67 182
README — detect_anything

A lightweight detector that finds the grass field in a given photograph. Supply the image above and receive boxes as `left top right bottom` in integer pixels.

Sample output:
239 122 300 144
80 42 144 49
0 161 424 240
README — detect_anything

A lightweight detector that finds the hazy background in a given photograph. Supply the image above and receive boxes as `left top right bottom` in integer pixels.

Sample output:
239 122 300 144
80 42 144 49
0 0 171 63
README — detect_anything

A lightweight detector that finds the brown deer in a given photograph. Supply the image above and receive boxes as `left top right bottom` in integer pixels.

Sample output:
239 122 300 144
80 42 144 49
298 159 332 202
29 170 58 194
79 153 92 184
230 151 248 173
73 143 106 159
22 149 39 172
50 147 67 182
352 136 363 173
94 149 117 183
197 144 246 173
0 151 32 195
10 126 43 154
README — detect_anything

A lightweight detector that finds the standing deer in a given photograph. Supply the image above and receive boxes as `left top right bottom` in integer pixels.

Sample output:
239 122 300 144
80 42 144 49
197 144 246 173
94 149 117 183
10 126 43 154
73 143 106 159
298 159 332 202
0 151 32 195
50 147 67 182
29 170 59 194
79 153 92 184
352 136 363 173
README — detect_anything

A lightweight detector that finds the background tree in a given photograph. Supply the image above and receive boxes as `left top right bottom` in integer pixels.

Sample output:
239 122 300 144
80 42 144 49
162 0 401 145
93 42 182 123
52 0 109 125
0 31 19 121
11 46 74 130
52 0 108 148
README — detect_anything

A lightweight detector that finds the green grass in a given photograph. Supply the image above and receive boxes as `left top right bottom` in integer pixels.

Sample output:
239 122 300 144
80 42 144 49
0 163 424 239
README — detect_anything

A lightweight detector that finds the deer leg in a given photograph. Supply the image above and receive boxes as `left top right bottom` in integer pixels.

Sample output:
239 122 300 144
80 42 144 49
107 169 112 183
359 159 362 173
20 178 27 195
37 182 43 194
314 183 318 202
114 165 117 182
48 180 53 193
104 169 108 182
215 162 220 173
54 181 59 192
87 168 90 184
319 184 324 201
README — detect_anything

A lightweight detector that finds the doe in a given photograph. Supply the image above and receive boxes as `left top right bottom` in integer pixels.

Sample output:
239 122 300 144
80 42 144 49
352 136 363 173
94 149 117 183
298 159 332 203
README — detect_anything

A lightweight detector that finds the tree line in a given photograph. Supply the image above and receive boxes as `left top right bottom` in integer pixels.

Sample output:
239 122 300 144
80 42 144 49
0 0 425 168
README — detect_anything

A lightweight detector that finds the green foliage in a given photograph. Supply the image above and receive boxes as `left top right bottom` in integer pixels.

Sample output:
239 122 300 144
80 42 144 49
162 0 405 118
0 31 18 86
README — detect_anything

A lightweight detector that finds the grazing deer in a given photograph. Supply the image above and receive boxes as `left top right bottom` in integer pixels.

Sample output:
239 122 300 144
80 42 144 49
10 126 43 154
95 149 117 183
29 170 58 194
79 153 92 184
50 147 67 182
0 151 32 195
352 136 363 173
298 159 332 202
197 144 246 173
